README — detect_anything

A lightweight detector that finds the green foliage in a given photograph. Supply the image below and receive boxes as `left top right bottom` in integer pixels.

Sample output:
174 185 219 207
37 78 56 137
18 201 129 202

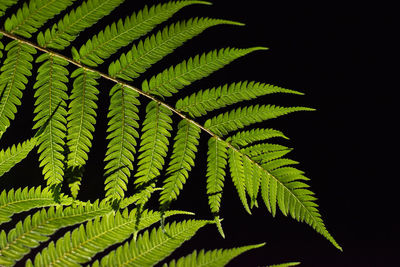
0 0 341 266
0 41 36 134
0 137 37 177
91 219 209 267
163 243 266 267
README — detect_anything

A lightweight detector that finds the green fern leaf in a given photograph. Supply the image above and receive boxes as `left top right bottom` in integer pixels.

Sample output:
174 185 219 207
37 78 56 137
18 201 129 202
206 137 228 215
228 148 251 214
66 68 100 197
241 143 291 158
109 17 243 80
0 200 112 267
0 186 73 226
37 0 124 50
205 105 314 136
4 0 75 38
256 159 341 250
32 54 69 186
142 47 267 97
163 243 265 267
91 220 209 267
159 119 201 206
28 209 192 266
77 0 210 67
0 0 18 17
0 41 36 134
0 36 3 59
104 84 140 200
229 128 288 147
134 102 173 202
0 137 37 177
176 81 302 118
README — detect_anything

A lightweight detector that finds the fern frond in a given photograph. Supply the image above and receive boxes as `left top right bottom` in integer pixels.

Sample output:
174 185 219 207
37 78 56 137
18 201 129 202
205 105 314 136
134 102 173 202
76 0 210 67
229 128 288 147
28 209 192 266
91 220 209 267
4 0 75 38
104 84 140 200
206 137 228 215
66 68 100 197
0 186 72 225
142 47 267 97
0 0 18 17
0 200 112 267
228 148 251 214
176 81 302 118
163 243 266 267
255 158 341 250
0 137 37 177
109 17 243 80
241 143 291 158
159 119 201 206
32 54 69 186
37 0 124 50
0 41 36 134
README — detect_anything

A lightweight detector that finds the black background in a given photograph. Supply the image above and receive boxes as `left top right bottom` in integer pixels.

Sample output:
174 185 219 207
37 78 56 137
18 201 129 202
0 1 397 266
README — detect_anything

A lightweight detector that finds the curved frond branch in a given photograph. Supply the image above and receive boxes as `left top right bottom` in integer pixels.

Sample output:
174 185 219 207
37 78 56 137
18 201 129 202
4 0 75 38
0 41 36 134
205 105 315 136
37 0 124 50
92 220 209 267
134 102 173 203
77 0 210 67
33 54 69 186
29 209 192 266
109 17 243 80
159 119 201 206
163 243 266 267
0 200 112 267
142 47 267 97
104 84 140 201
176 81 303 118
0 186 73 226
0 137 37 178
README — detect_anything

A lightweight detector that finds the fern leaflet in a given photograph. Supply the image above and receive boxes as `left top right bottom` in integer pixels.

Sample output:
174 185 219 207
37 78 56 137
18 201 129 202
33 54 69 186
109 17 243 80
0 1 17 17
4 0 75 38
163 243 265 267
0 41 36 134
76 0 210 67
134 102 173 203
142 47 267 97
27 209 192 266
159 119 201 206
91 220 209 267
104 84 140 200
0 187 72 225
205 105 314 136
0 137 37 177
37 0 124 50
176 81 302 118
0 200 112 266
66 68 100 197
